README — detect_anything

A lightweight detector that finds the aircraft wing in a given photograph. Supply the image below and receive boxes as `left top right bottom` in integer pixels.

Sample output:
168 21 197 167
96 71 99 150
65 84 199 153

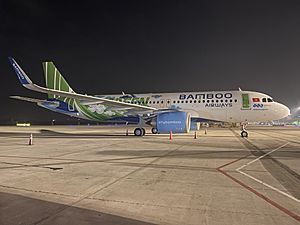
9 57 156 113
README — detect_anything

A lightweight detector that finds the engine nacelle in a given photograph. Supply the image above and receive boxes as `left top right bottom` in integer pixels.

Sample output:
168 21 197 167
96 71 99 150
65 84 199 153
156 112 191 133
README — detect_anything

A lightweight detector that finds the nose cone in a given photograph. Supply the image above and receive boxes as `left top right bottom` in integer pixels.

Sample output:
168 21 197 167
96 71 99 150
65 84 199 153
275 103 290 119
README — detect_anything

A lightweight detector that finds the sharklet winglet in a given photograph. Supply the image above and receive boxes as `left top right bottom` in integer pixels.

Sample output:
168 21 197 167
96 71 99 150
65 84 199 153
8 57 33 85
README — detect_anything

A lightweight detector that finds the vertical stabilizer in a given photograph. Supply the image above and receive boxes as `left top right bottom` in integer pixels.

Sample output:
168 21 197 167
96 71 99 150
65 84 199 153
42 62 74 100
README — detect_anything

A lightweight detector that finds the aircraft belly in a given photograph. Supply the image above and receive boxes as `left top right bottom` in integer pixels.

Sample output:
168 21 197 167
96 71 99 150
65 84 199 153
227 109 241 122
238 109 270 123
194 108 227 122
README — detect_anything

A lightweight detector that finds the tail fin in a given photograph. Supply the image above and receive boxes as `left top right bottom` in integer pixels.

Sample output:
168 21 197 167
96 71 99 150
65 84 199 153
42 62 74 100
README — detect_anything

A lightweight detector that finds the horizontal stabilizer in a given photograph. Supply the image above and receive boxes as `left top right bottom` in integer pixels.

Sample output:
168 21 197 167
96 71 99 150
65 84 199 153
10 96 46 103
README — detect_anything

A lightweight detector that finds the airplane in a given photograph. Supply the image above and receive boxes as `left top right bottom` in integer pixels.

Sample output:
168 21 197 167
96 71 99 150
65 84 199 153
8 57 290 137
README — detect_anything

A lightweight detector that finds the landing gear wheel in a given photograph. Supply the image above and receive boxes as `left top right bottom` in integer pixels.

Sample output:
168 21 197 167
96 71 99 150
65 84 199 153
141 128 146 136
241 130 248 138
151 128 158 134
134 128 143 136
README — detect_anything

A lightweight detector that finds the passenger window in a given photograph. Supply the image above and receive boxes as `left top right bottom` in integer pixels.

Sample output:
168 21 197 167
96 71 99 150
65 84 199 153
234 99 237 102
186 100 188 103
207 100 210 103
181 100 184 103
230 99 232 102
198 100 201 103
225 99 228 103
216 100 219 103
220 99 223 103
177 100 180 103
203 100 205 103
149 101 152 104
161 101 163 104
190 100 193 103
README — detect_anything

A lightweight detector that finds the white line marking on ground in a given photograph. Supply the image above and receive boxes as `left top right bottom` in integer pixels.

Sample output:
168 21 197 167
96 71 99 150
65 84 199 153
237 143 289 171
236 142 300 203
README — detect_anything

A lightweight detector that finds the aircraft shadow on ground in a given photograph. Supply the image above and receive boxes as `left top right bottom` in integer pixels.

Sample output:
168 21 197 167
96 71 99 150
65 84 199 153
0 192 157 225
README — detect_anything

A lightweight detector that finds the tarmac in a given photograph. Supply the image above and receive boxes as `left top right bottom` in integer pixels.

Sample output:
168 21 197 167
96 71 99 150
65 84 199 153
0 125 299 225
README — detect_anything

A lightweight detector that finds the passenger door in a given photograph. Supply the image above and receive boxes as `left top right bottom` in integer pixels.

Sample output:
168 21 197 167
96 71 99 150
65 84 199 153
241 93 251 110
165 99 171 108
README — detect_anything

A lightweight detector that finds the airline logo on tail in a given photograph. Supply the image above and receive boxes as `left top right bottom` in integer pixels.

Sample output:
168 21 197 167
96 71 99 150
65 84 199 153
8 57 30 85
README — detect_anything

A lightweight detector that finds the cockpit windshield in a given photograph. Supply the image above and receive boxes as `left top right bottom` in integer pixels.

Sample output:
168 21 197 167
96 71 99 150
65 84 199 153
262 98 273 102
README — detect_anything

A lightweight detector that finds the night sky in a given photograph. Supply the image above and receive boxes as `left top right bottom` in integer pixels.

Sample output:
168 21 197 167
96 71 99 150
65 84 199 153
1 0 300 123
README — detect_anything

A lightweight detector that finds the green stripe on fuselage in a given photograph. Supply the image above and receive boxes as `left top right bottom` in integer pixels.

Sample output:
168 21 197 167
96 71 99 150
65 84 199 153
242 93 250 109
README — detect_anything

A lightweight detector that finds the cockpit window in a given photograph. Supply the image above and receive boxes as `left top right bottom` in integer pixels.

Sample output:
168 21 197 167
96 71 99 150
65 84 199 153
262 97 273 102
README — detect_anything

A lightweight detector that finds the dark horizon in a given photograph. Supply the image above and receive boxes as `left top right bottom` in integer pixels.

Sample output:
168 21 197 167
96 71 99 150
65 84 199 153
1 0 300 122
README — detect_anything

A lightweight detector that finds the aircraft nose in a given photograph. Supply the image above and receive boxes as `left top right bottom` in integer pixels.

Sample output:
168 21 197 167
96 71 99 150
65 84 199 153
278 103 290 118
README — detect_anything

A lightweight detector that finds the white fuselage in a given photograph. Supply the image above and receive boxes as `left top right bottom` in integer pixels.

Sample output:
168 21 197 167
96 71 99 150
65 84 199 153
103 90 290 123
9 57 290 125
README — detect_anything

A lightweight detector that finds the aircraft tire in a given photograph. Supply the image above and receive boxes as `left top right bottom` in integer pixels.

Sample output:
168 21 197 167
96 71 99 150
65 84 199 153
151 128 158 134
142 128 146 136
241 130 248 138
134 128 143 136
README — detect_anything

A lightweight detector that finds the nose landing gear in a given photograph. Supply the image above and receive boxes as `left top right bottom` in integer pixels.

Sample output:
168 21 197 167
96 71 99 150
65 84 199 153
240 123 248 138
241 130 248 138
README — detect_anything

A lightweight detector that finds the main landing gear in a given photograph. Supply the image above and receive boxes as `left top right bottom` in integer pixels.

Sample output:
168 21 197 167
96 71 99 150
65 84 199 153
240 123 248 138
151 127 158 134
134 127 146 136
134 127 158 136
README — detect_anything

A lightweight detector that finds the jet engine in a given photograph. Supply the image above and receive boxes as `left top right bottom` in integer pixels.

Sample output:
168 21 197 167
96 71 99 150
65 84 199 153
152 111 191 133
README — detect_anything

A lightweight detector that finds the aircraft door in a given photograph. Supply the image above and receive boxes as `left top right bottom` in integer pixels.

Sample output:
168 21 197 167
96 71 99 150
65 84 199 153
239 93 251 122
165 99 171 108
241 93 251 110
158 99 164 108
